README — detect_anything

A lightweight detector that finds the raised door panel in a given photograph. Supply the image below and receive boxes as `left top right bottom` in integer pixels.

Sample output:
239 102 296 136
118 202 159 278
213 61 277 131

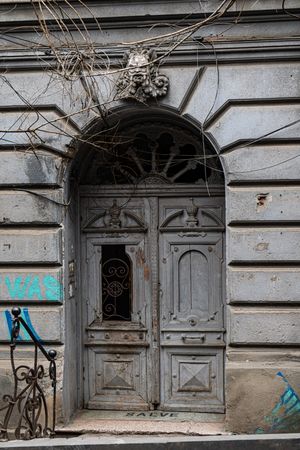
161 348 224 412
178 249 209 317
159 197 224 232
80 196 148 233
160 234 223 330
87 347 148 410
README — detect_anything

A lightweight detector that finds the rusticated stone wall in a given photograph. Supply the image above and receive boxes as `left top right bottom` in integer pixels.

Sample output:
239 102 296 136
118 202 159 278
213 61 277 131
0 0 300 434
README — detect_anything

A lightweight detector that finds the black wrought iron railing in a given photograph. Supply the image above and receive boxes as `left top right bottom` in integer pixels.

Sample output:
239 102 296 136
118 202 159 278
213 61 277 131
0 307 57 441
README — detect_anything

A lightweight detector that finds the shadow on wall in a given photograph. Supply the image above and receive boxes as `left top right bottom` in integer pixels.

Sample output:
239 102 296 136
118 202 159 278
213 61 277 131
256 372 300 434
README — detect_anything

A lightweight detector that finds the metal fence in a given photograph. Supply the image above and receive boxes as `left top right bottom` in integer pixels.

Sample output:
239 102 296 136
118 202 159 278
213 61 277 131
0 307 57 441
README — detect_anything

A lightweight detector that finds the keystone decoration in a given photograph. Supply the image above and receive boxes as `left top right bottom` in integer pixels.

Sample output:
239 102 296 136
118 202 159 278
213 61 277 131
116 46 169 102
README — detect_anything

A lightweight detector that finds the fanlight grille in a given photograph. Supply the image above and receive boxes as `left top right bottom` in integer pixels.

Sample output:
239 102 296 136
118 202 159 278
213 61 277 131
82 121 223 185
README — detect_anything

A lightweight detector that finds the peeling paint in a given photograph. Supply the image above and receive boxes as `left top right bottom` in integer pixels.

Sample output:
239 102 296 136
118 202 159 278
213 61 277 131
256 193 272 212
255 242 269 252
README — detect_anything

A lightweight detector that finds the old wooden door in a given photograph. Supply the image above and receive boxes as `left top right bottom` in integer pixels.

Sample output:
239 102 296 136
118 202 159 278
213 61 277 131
81 190 224 412
80 120 225 412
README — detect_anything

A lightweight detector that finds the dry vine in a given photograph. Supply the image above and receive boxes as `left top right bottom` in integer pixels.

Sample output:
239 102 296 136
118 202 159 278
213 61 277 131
0 0 298 184
1 0 236 152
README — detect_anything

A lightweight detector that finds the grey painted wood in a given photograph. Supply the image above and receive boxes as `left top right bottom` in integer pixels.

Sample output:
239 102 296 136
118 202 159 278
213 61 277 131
161 347 224 412
82 197 150 410
81 193 225 412
159 198 224 412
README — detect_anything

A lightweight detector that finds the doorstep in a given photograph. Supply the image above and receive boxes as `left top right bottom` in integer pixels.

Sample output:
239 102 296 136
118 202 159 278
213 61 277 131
56 409 226 436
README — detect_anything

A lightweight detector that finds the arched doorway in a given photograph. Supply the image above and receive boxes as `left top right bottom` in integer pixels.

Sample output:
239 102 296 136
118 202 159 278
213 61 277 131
78 113 225 412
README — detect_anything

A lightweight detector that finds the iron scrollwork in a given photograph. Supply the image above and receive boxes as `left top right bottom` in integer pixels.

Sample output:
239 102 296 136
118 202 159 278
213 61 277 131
102 245 131 321
116 46 169 102
0 307 57 442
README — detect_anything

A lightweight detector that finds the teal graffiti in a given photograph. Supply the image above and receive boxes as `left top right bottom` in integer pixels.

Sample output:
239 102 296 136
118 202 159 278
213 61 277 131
4 308 42 342
256 372 300 433
5 275 32 299
43 275 62 301
27 276 43 300
0 275 62 301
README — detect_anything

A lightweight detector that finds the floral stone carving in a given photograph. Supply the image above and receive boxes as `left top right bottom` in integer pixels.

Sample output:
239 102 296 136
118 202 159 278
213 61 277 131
116 47 169 102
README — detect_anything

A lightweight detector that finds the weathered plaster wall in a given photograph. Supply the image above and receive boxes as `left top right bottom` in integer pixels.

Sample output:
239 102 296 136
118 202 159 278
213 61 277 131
0 0 299 434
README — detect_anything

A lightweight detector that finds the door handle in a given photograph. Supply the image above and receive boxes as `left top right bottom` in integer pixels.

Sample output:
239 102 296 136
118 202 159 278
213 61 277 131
181 334 205 344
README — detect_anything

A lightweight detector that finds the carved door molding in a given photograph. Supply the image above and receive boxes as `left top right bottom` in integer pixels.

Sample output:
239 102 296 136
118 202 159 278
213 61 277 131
80 189 225 412
158 197 225 412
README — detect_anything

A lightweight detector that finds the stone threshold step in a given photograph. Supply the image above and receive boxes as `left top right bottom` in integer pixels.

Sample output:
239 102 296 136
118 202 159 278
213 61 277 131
56 420 226 436
63 410 225 422
55 410 226 436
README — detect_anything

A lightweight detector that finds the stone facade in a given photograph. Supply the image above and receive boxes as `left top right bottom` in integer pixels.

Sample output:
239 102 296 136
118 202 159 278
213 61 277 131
0 0 300 435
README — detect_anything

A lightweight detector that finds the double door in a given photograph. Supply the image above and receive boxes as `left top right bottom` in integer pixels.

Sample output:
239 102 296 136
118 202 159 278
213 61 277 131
81 192 225 412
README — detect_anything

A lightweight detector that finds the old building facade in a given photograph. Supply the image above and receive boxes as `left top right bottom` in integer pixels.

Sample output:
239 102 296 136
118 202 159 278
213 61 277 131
0 0 300 435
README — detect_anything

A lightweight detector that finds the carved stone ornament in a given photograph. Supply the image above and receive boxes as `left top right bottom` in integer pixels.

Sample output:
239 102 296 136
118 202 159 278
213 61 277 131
116 46 169 102
107 199 121 228
186 199 199 228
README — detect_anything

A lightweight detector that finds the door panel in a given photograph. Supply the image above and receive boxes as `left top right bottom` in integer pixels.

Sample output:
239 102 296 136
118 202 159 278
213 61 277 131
178 249 208 316
84 236 151 409
160 236 223 329
159 197 225 412
161 348 224 412
81 196 152 409
87 347 148 410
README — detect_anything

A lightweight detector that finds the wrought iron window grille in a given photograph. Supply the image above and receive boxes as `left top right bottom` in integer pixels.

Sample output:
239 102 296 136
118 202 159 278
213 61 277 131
0 307 57 442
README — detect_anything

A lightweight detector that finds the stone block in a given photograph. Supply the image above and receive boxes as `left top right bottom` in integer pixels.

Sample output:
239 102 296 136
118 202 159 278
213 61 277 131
0 229 62 264
229 307 300 345
0 151 64 186
0 190 63 225
185 64 300 123
0 268 63 303
207 104 300 150
0 110 76 150
160 67 202 111
228 228 300 263
0 306 63 342
227 187 300 223
228 267 300 303
222 145 300 183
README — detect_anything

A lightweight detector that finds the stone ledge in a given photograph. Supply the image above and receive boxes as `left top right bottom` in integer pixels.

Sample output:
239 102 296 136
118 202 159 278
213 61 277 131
2 433 300 450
